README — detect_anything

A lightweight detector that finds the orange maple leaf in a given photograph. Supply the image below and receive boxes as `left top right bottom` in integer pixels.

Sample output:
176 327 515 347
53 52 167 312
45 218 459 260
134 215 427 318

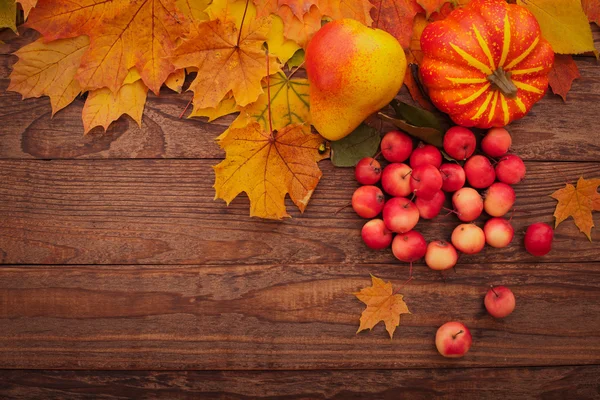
582 0 600 26
213 122 328 219
280 0 318 19
403 13 434 110
28 0 188 95
318 0 374 25
19 0 38 18
548 54 581 102
416 0 450 18
278 4 322 46
550 177 600 241
8 35 89 115
370 0 422 49
354 275 411 339
172 16 281 109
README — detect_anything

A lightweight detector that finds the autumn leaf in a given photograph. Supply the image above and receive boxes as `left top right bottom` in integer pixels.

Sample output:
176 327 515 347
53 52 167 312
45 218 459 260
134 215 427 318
28 0 188 95
517 0 595 55
404 13 434 110
8 35 89 115
354 275 411 339
190 95 240 120
582 0 599 26
213 122 327 219
548 54 581 102
19 0 38 18
172 14 281 109
0 0 17 32
177 0 211 25
279 4 322 46
82 69 148 133
550 176 600 241
165 69 186 94
318 0 374 25
370 0 422 49
280 0 318 20
416 0 450 18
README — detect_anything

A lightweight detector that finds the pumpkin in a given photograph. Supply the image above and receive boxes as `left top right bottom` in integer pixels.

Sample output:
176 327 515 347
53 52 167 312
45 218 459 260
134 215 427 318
419 0 554 128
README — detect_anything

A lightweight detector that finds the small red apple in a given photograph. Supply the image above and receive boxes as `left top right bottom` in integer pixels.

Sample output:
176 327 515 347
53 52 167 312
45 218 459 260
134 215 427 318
443 126 476 160
383 197 420 233
452 188 483 222
524 222 553 256
361 219 393 250
451 223 485 254
355 157 382 185
352 185 385 218
410 142 442 168
416 190 446 219
483 182 516 217
484 286 516 318
425 240 458 271
439 163 466 192
481 127 511 158
495 155 526 185
435 321 472 358
464 155 496 189
381 130 413 163
410 164 443 200
381 163 412 197
484 218 514 248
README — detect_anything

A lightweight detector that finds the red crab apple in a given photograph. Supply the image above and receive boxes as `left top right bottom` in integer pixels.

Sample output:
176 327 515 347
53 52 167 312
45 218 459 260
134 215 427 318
361 219 393 250
410 164 443 200
435 322 472 358
464 155 496 189
484 286 516 318
352 185 385 218
452 187 483 222
451 224 485 254
439 163 466 192
381 130 413 163
381 163 412 197
410 142 442 168
416 190 445 219
443 126 476 160
524 222 553 256
392 230 427 263
495 155 526 185
425 240 458 271
484 218 514 248
482 127 511 157
355 157 381 185
484 182 516 217
383 197 420 233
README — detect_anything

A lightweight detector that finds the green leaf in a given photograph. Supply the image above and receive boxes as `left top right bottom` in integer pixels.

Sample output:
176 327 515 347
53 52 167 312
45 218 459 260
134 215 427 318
0 0 17 33
287 49 305 69
379 99 447 148
331 123 381 167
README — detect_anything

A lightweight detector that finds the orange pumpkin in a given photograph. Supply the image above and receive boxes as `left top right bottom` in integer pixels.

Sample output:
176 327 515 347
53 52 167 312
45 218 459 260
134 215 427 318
419 0 554 128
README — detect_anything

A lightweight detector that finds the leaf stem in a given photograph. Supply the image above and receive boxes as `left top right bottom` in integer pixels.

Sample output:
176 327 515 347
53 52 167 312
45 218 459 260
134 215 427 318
266 48 274 136
237 0 250 46
179 97 193 119
287 61 305 80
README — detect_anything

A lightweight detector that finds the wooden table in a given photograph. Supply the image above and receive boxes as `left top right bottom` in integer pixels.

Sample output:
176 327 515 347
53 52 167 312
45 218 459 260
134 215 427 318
1 28 599 399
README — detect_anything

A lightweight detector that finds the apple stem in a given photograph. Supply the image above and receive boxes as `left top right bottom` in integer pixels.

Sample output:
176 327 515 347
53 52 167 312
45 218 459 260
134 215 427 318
409 192 416 203
490 285 499 297
178 97 193 119
509 208 517 222
370 151 382 163
402 170 412 179
334 201 352 215
452 330 464 339
393 276 413 294
443 207 458 216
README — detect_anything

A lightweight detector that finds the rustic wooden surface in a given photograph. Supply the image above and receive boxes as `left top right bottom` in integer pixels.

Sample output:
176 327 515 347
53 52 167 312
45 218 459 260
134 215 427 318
1 26 600 399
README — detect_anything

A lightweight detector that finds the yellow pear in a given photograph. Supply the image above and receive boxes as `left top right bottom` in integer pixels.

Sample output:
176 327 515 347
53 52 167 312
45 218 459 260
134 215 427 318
305 19 407 141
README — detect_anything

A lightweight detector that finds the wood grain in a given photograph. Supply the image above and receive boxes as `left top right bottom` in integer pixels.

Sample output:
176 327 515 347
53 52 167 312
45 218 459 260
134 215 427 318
0 160 598 265
0 262 599 369
1 30 599 161
1 366 599 399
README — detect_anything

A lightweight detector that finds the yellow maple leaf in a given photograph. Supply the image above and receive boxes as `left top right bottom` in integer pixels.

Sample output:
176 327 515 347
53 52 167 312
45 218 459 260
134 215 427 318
354 275 411 339
8 35 89 115
0 0 16 33
82 69 148 133
550 177 600 241
28 0 189 95
176 0 211 25
190 94 240 120
517 0 595 54
172 14 280 109
213 122 327 219
165 69 186 93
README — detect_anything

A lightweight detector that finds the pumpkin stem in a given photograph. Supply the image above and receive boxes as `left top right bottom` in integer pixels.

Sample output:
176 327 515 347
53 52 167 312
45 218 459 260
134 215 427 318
487 67 518 99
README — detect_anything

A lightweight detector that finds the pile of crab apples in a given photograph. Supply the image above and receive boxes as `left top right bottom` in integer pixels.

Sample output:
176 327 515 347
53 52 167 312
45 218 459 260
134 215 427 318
352 126 554 358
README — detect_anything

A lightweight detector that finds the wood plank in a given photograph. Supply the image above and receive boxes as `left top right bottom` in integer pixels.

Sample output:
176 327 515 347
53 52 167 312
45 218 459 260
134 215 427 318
1 30 599 161
0 160 598 265
0 262 599 369
1 366 599 399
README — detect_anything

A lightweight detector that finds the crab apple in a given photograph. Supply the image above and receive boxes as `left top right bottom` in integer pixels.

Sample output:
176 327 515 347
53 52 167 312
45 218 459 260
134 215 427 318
352 185 385 218
484 182 516 217
452 223 485 254
484 286 516 318
443 126 476 160
425 240 458 271
435 322 472 358
355 157 382 185
496 155 526 185
482 127 512 157
361 219 393 250
416 190 446 219
464 155 496 189
381 130 413 163
524 222 553 256
383 197 420 233
392 230 427 263
440 163 466 192
484 218 514 248
381 163 412 197
410 142 442 168
410 164 443 200
452 188 483 222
